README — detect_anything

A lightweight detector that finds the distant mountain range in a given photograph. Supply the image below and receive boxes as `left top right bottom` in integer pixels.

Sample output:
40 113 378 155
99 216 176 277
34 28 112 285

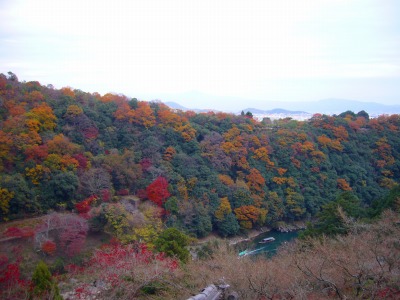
164 101 220 113
290 99 400 115
163 98 400 116
242 108 309 115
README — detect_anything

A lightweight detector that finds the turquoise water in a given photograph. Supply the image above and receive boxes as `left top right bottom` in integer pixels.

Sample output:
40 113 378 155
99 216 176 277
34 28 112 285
238 230 300 258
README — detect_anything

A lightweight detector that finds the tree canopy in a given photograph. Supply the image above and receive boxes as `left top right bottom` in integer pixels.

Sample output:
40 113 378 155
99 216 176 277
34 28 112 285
1 72 400 238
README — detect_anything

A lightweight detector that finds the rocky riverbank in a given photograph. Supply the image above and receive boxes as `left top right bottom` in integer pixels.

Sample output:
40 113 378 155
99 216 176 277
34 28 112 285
227 227 271 246
275 221 306 232
194 221 306 248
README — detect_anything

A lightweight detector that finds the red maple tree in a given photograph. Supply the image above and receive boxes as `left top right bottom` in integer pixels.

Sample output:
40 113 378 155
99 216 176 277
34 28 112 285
146 176 170 207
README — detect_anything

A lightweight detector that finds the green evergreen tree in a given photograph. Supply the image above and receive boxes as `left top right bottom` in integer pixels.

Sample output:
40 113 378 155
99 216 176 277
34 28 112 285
369 185 400 218
154 227 190 263
301 192 364 238
32 261 62 299
216 212 240 237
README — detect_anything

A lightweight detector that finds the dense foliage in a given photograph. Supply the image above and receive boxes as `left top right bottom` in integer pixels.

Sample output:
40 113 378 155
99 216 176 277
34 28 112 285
1 72 400 299
1 72 400 238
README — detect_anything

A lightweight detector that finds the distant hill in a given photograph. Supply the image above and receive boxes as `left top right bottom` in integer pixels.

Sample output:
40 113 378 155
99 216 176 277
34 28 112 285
164 101 187 110
297 99 400 115
164 103 309 115
263 98 400 115
163 101 219 113
242 108 309 114
165 98 400 116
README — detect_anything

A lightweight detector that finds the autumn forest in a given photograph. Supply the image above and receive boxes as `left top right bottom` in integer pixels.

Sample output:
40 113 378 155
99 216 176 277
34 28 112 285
1 72 400 299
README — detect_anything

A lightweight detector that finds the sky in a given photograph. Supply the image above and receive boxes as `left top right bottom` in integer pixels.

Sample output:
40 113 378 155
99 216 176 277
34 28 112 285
1 0 399 111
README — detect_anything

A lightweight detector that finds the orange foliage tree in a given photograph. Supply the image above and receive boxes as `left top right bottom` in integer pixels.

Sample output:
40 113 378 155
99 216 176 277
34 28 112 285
277 168 287 176
132 102 156 128
373 137 395 167
163 146 176 161
221 126 249 170
234 205 260 229
114 101 135 122
337 178 352 191
218 174 235 186
332 125 349 141
60 87 75 98
46 134 80 155
246 168 265 196
317 135 343 152
157 106 196 141
253 146 274 167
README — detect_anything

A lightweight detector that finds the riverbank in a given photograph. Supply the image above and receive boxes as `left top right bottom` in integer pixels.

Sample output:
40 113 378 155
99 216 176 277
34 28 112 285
194 221 306 249
227 227 271 246
275 221 306 233
194 227 271 247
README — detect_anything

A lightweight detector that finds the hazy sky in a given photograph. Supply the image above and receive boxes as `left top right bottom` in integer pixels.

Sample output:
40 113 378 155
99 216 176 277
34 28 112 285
1 0 399 110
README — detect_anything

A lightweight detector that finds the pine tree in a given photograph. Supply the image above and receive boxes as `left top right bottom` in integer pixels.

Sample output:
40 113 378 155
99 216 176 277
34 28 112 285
31 261 62 299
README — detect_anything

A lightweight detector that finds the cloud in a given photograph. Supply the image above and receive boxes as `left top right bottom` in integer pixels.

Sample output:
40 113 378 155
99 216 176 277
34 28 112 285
1 0 399 104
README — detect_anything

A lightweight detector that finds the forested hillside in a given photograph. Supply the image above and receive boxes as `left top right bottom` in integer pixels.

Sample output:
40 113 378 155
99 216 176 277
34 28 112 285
1 72 400 238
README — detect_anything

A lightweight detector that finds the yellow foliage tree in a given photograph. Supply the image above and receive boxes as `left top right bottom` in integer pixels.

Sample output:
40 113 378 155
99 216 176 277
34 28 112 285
253 147 274 167
0 188 14 220
285 188 305 218
272 177 287 185
25 103 57 132
25 164 50 185
218 174 235 186
64 105 83 119
214 197 232 221
177 179 188 201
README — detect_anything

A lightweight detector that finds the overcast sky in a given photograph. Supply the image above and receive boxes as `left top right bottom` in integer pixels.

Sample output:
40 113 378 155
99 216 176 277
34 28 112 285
1 0 399 111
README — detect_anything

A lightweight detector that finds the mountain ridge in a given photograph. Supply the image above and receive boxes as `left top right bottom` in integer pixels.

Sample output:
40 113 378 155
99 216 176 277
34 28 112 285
241 108 309 114
162 98 400 116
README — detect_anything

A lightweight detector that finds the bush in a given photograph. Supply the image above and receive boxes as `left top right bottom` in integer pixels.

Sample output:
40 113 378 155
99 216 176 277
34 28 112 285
41 240 57 256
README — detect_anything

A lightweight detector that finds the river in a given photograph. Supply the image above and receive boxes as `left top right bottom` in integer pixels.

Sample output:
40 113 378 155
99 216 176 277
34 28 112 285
237 230 300 258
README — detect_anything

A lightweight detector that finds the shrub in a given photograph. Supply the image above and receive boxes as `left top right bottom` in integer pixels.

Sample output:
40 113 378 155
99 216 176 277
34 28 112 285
41 240 57 256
